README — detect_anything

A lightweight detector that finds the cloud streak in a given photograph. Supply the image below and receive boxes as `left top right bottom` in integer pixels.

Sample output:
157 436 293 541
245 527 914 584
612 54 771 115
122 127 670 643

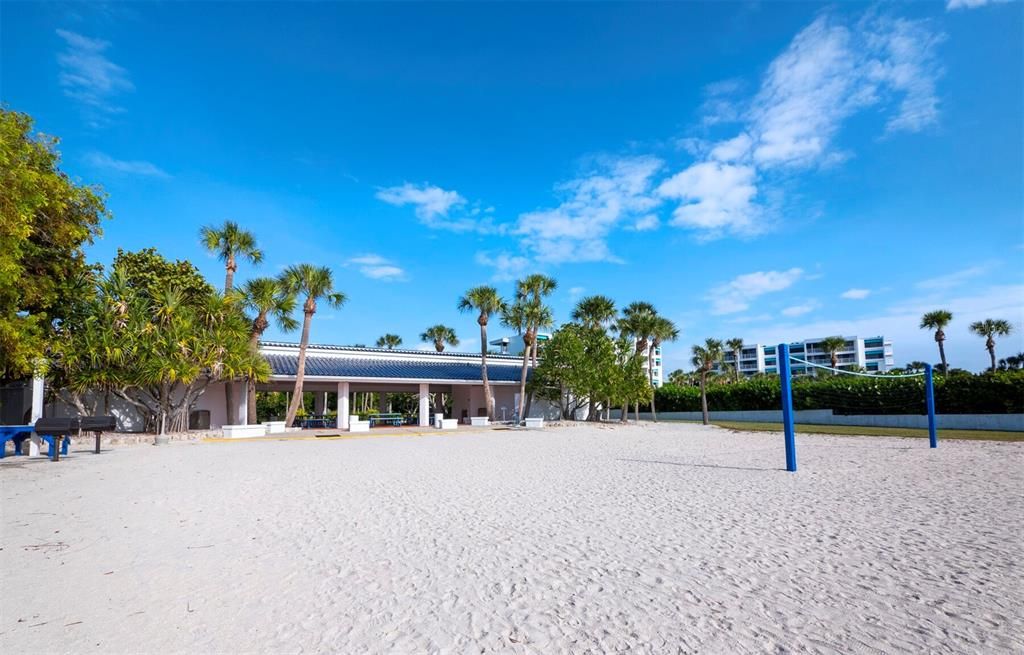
56 29 133 127
346 253 407 281
85 152 169 178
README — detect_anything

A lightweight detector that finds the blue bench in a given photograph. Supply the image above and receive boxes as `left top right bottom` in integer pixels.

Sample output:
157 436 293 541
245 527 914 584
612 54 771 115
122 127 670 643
0 425 34 458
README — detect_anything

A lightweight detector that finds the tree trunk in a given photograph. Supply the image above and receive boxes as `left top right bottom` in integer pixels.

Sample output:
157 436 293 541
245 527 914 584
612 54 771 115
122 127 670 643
988 341 997 372
247 378 258 424
700 372 709 425
285 309 314 426
936 335 948 374
516 337 530 423
479 319 495 420
648 344 658 422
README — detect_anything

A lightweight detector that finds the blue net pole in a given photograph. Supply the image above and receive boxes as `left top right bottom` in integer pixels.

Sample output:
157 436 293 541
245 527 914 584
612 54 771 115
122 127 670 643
925 364 938 448
779 343 797 472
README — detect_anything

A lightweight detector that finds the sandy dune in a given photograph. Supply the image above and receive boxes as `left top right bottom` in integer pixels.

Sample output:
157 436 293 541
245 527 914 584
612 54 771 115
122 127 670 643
2 423 1022 653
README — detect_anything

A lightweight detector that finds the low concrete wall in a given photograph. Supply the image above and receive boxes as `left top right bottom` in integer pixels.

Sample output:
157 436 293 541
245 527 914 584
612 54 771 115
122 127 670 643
611 409 1024 431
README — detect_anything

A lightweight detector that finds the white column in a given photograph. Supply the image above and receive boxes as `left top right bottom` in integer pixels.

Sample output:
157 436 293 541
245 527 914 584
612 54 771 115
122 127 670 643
314 391 326 415
418 383 430 427
30 374 44 422
236 386 248 425
337 382 350 430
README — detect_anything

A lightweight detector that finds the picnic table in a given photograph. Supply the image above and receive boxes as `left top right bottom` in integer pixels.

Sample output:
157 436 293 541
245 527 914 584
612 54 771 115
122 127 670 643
369 413 404 427
0 425 34 458
295 415 336 429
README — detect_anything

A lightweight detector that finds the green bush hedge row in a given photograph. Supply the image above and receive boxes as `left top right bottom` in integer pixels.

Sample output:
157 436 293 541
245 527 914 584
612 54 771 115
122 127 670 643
649 370 1024 415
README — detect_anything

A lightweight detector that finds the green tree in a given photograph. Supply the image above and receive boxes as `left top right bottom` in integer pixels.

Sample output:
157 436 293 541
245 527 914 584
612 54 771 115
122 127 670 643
920 310 953 374
199 220 263 293
571 294 618 420
818 336 848 372
237 277 298 424
280 264 347 426
375 334 403 349
969 319 1013 373
905 360 929 374
420 325 459 352
502 296 554 422
726 338 744 381
691 338 724 425
648 316 679 418
458 285 507 420
0 109 107 381
618 302 658 421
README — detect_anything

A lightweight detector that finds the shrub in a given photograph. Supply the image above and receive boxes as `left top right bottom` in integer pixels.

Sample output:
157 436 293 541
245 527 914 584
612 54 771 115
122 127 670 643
652 369 1024 415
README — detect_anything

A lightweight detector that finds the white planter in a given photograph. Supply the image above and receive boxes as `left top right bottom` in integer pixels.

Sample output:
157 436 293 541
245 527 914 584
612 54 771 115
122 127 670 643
222 424 268 439
263 421 287 434
524 418 544 429
469 416 490 427
349 420 370 433
439 419 458 430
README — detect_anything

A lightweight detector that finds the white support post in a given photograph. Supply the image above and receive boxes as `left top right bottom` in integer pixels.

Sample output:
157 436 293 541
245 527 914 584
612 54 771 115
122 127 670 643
30 374 44 422
337 382 350 430
236 386 248 425
418 383 430 427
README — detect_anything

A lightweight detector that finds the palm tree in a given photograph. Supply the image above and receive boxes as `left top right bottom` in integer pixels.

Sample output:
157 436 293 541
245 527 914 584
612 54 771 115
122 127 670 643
420 325 458 352
647 316 679 421
200 220 264 423
920 310 953 374
199 220 264 293
280 264 346 426
619 302 658 421
517 274 558 366
906 360 929 374
237 277 299 424
458 286 507 420
969 318 1013 372
375 334 403 349
818 336 848 373
571 295 617 330
571 294 617 420
502 297 554 423
691 338 724 425
726 338 744 381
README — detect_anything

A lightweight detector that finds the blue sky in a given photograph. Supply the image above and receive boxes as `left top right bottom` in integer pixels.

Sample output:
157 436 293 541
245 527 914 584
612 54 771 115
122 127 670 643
3 1 1022 372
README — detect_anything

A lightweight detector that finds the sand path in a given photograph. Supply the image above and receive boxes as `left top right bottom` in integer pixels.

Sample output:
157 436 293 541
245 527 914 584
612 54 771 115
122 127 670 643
2 423 1022 653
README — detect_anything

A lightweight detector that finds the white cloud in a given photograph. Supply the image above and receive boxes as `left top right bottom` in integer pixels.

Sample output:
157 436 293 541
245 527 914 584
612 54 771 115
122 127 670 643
700 78 745 126
657 161 760 237
664 12 944 239
632 214 660 231
475 251 531 282
56 29 133 126
708 268 805 315
781 300 820 317
346 253 406 281
840 288 872 300
569 286 585 298
84 152 169 178
947 0 1009 9
515 155 663 263
375 182 464 219
916 264 992 291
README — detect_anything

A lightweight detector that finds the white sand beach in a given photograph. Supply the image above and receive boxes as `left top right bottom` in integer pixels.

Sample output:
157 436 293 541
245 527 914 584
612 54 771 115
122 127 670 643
2 423 1022 654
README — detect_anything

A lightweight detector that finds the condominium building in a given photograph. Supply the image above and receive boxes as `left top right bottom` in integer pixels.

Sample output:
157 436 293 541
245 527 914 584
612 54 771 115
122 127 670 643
718 336 895 376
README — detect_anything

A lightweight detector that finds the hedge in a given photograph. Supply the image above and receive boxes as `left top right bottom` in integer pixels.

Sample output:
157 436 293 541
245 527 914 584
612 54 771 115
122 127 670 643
649 370 1024 415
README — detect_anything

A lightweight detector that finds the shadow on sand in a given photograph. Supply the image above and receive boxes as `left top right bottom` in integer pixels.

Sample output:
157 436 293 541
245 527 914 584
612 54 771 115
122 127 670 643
616 457 782 473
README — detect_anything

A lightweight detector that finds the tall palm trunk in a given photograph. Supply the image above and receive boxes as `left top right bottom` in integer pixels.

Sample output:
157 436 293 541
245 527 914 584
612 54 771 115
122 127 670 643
246 325 263 425
648 343 658 422
516 332 532 422
700 372 709 425
479 318 494 420
285 308 314 426
935 330 948 374
224 255 237 424
987 338 997 372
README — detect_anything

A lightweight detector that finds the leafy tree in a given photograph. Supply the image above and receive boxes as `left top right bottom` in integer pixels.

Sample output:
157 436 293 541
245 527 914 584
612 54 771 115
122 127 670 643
199 220 263 292
0 109 107 381
280 264 346 426
969 319 1014 372
458 285 507 420
905 360 929 374
726 338 744 381
920 310 953 374
420 324 459 352
667 368 694 386
237 277 298 423
529 323 604 419
818 336 848 372
375 334 403 349
570 294 618 420
691 338 724 425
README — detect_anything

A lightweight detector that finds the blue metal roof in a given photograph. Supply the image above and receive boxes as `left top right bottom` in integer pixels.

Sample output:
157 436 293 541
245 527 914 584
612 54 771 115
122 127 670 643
266 355 526 382
259 340 523 361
